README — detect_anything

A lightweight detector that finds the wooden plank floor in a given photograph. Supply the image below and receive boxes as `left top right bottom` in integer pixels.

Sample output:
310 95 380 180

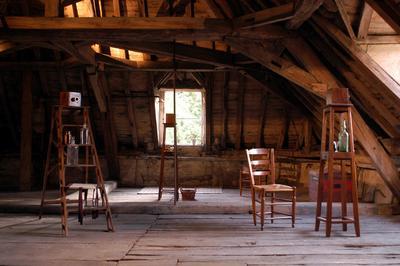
0 212 399 265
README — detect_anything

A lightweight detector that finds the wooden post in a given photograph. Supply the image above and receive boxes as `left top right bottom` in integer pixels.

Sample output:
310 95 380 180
124 72 138 148
0 76 18 146
221 71 229 149
206 73 213 152
20 71 32 191
45 0 60 17
149 73 158 150
303 118 312 153
235 74 245 150
98 72 120 180
256 89 268 148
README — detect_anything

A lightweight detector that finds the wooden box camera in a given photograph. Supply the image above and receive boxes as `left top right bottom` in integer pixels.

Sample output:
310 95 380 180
60 92 81 107
326 88 350 105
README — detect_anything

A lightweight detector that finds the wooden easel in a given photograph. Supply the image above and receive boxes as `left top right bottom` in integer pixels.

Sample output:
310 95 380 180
158 72 179 204
315 95 360 237
39 105 114 236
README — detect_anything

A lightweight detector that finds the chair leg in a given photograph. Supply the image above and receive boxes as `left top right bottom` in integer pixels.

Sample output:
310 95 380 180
260 191 265 231
292 187 296 228
271 192 274 224
251 188 256 226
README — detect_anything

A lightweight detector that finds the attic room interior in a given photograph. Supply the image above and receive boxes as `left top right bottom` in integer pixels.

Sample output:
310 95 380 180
0 0 400 264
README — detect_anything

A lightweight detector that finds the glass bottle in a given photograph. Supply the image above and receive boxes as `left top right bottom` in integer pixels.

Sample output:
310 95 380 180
337 120 349 152
80 123 89 144
67 137 79 165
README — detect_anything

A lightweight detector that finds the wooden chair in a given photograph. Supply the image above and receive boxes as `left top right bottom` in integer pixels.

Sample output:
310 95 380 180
246 148 296 230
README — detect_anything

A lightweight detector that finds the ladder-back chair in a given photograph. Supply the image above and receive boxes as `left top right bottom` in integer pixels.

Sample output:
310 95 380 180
246 148 296 230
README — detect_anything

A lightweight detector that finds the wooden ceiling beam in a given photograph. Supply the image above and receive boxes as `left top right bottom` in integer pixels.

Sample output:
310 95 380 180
286 0 324 29
234 3 294 29
104 41 235 68
95 53 218 72
365 0 400 34
2 16 230 30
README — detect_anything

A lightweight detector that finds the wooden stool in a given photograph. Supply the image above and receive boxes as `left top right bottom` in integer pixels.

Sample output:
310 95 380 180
315 102 360 237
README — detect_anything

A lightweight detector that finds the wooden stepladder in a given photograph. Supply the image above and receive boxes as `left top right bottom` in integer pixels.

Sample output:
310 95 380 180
39 105 114 236
158 114 179 204
315 99 360 237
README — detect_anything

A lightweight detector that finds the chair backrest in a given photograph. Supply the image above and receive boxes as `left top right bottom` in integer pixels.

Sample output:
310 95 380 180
246 148 276 186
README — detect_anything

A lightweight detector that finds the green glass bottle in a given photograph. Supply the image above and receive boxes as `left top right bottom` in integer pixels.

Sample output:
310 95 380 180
338 120 349 152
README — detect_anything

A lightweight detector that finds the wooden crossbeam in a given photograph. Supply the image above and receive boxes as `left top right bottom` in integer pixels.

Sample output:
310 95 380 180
234 3 294 29
104 41 234 67
2 17 230 30
365 0 400 34
96 53 217 72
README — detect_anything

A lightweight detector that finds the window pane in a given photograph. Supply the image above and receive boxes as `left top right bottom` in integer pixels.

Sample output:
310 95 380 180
164 91 203 145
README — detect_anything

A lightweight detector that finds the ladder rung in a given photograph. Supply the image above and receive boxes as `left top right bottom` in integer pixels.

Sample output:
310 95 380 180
65 164 96 168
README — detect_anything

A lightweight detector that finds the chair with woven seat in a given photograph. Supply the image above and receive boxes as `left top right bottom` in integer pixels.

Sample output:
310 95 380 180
246 148 296 230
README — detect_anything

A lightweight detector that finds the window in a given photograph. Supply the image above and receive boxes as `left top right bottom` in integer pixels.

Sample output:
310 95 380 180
157 89 205 146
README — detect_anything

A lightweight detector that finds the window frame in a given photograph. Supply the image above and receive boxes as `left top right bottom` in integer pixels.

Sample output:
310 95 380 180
156 88 206 147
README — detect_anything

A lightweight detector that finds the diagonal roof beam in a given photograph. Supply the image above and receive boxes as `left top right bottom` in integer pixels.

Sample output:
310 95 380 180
225 36 326 96
357 2 373 39
365 0 400 34
312 15 400 101
334 0 356 39
289 28 400 200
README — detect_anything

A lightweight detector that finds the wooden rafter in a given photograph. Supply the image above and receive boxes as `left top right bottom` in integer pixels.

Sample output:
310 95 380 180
305 26 400 137
225 37 325 95
312 15 400 101
289 27 400 200
334 0 356 39
365 0 400 34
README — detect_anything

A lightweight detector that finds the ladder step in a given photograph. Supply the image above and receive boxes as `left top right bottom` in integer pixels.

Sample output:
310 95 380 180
65 164 97 168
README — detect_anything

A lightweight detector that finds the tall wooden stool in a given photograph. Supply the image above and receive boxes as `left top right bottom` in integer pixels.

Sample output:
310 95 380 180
315 88 360 237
